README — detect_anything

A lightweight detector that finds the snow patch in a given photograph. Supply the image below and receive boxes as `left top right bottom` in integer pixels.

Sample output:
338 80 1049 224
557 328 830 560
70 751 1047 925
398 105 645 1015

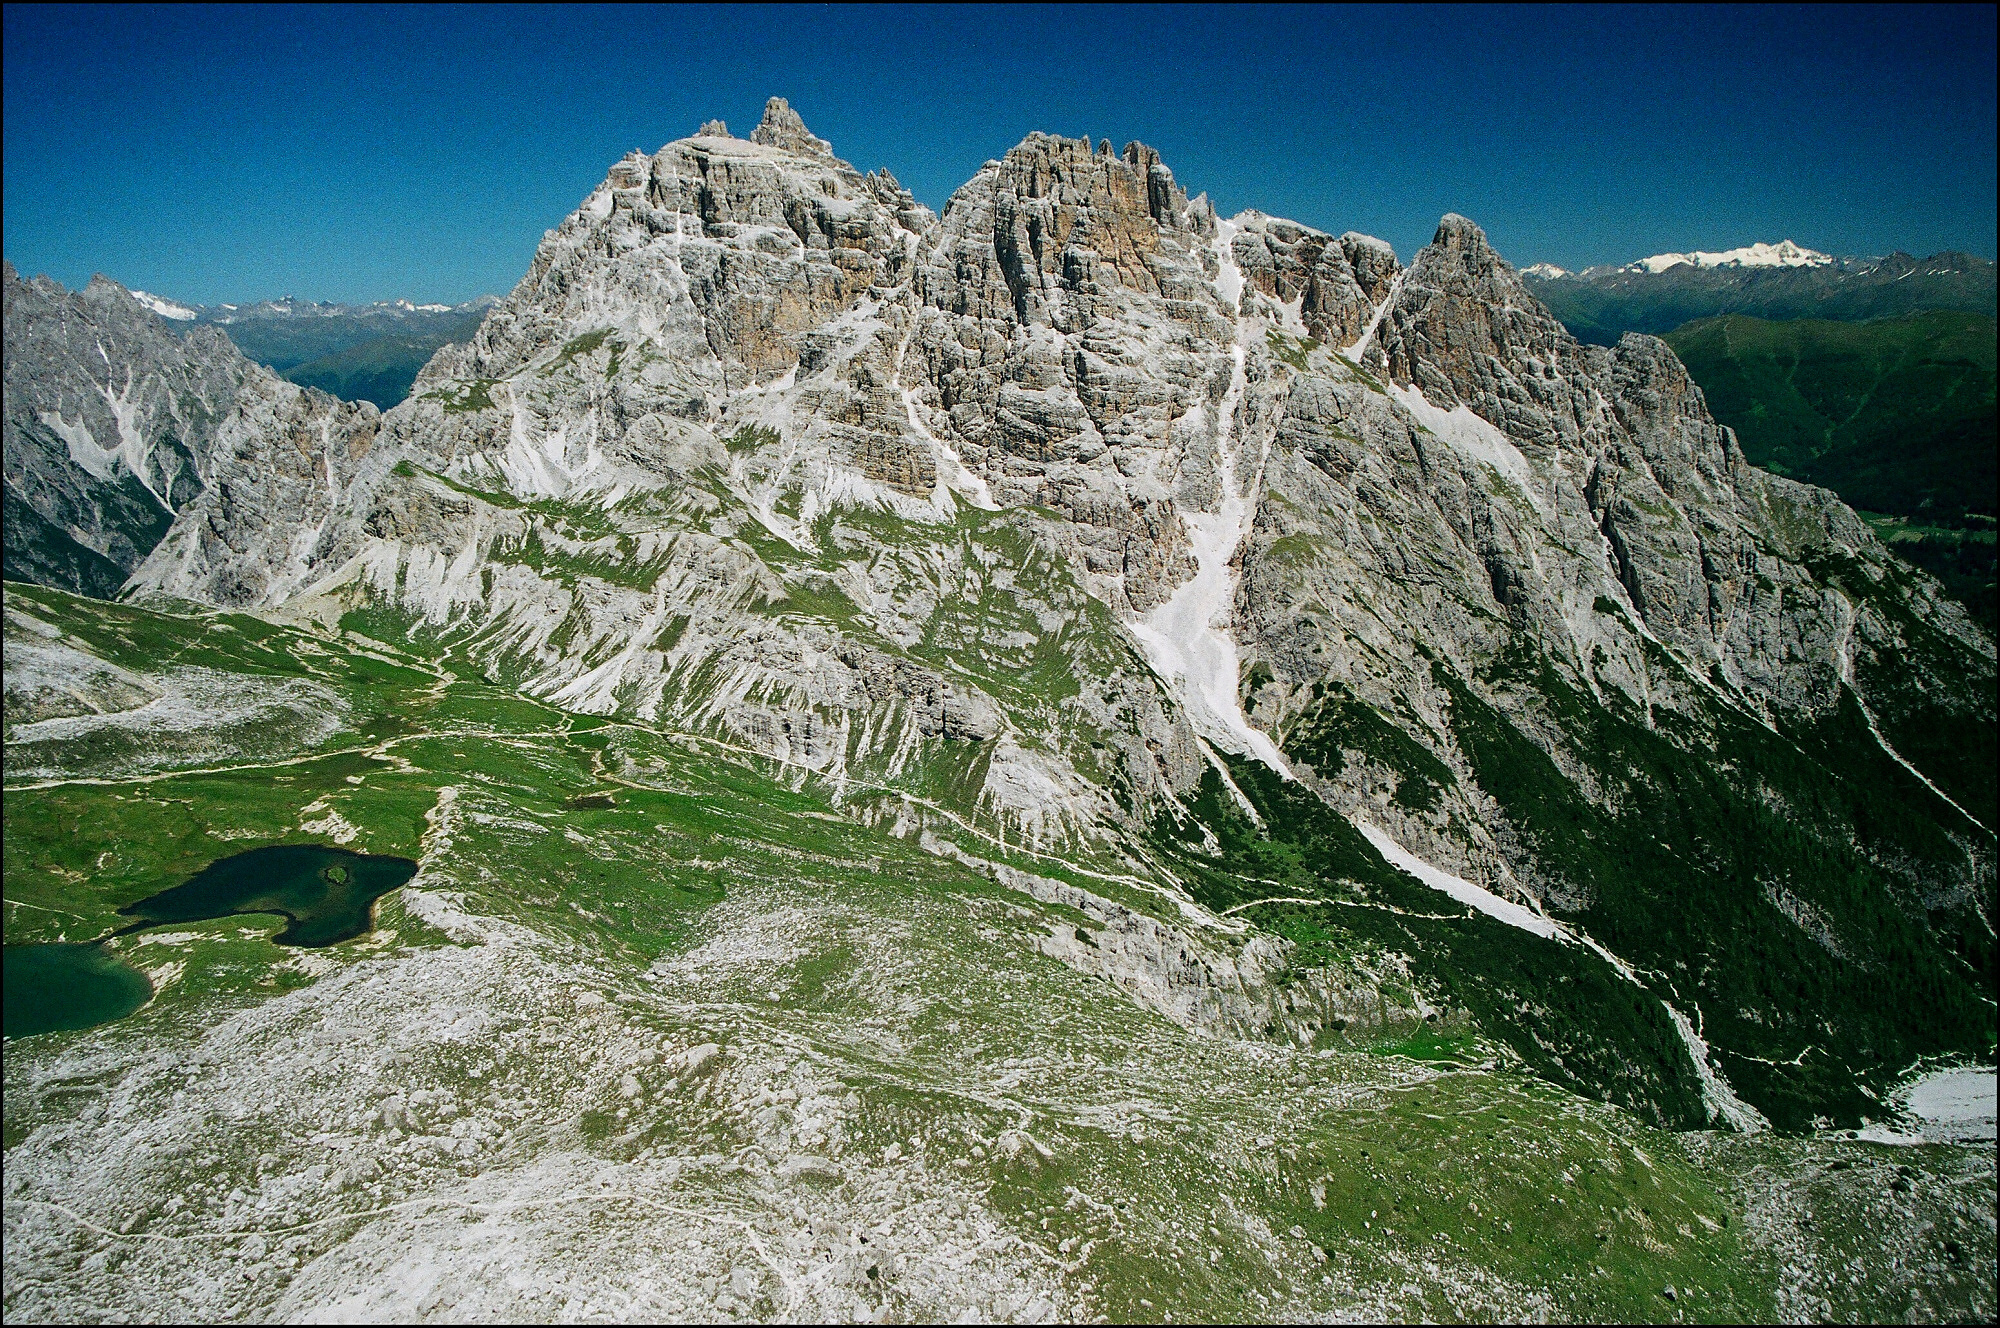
1857 1067 1998 1145
98 371 169 508
129 290 199 320
1351 820 1562 939
1341 272 1405 366
1907 1068 1998 1137
1387 381 1545 514
39 410 118 483
1126 217 1290 777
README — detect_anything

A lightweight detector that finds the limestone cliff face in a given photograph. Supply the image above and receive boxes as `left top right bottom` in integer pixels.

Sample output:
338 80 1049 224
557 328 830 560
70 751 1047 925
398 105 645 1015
1364 214 1987 723
1243 213 1991 881
3 262 379 605
4 263 246 595
112 105 1990 837
128 368 378 608
32 103 1991 1127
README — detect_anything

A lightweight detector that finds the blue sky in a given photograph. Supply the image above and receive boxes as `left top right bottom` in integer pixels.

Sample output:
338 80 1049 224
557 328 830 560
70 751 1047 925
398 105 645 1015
5 3 1994 304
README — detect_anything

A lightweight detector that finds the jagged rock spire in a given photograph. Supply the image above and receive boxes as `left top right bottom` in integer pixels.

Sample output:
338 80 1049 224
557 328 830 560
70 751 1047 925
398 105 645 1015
751 96 831 157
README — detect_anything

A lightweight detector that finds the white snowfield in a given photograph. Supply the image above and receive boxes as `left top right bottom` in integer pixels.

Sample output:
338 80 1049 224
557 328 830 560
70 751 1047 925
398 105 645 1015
1631 240 1832 273
1126 217 1293 778
1386 381 1545 515
1857 1067 1999 1145
1351 820 1563 940
128 290 198 320
1520 263 1570 280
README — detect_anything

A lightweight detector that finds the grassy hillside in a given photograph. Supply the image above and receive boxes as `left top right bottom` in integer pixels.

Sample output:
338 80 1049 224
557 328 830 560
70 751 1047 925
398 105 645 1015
1666 311 1997 628
282 332 455 409
5 581 1993 1322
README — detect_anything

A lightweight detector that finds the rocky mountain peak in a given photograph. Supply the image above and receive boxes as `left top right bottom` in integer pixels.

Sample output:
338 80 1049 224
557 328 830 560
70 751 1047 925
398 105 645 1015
750 96 832 157
696 118 730 138
936 131 1201 319
1119 140 1190 229
9 120 1994 1159
1381 210 1628 437
80 273 143 311
1424 213 1510 275
3 264 378 601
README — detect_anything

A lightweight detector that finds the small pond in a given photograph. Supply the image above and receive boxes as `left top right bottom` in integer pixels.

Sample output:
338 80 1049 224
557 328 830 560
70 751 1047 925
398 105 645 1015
4 844 418 1040
3 942 154 1041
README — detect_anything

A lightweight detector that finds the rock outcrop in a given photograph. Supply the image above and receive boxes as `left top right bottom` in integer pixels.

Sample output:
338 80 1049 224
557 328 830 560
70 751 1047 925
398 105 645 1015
3 262 379 603
3 263 246 594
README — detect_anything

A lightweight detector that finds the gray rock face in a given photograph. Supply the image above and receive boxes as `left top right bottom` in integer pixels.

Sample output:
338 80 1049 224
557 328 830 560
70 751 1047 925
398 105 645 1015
750 96 832 156
3 263 246 594
128 369 378 608
112 110 1990 843
1225 212 1379 347
908 130 1229 611
3 263 380 605
1357 214 1989 727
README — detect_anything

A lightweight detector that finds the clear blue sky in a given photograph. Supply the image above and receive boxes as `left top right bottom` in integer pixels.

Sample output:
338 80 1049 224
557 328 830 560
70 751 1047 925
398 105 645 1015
5 3 1993 304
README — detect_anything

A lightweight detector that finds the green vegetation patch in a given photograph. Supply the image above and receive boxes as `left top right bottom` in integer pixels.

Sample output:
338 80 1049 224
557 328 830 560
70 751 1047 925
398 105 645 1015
1281 679 1457 813
1265 329 1323 372
1439 642 1994 1130
725 423 781 454
549 328 614 374
426 378 500 414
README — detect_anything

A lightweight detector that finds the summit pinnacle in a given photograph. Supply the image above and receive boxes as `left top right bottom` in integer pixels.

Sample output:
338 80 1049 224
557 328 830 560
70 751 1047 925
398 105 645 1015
750 96 831 157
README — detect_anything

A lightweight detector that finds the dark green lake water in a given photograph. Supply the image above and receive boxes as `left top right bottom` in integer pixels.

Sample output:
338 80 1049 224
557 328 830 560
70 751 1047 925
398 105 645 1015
2 942 153 1040
115 844 418 947
4 844 418 1040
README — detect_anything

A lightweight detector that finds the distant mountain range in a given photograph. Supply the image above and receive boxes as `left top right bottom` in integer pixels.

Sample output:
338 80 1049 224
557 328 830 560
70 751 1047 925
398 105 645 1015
1521 244 1997 628
128 292 498 408
1523 246 1996 344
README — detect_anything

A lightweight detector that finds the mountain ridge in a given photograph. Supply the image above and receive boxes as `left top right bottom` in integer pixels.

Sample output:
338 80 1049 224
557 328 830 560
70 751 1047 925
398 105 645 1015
1524 245 1997 343
11 98 1995 1138
5 96 1994 1323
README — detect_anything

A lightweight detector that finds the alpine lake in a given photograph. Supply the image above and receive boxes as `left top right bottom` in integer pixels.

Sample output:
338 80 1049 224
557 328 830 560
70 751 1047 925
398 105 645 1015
2 845 417 1040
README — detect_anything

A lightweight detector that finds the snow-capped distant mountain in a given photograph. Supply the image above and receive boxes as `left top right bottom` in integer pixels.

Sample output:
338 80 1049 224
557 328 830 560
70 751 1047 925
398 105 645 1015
1630 239 1832 273
1521 241 1994 342
128 289 199 320
191 295 498 330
